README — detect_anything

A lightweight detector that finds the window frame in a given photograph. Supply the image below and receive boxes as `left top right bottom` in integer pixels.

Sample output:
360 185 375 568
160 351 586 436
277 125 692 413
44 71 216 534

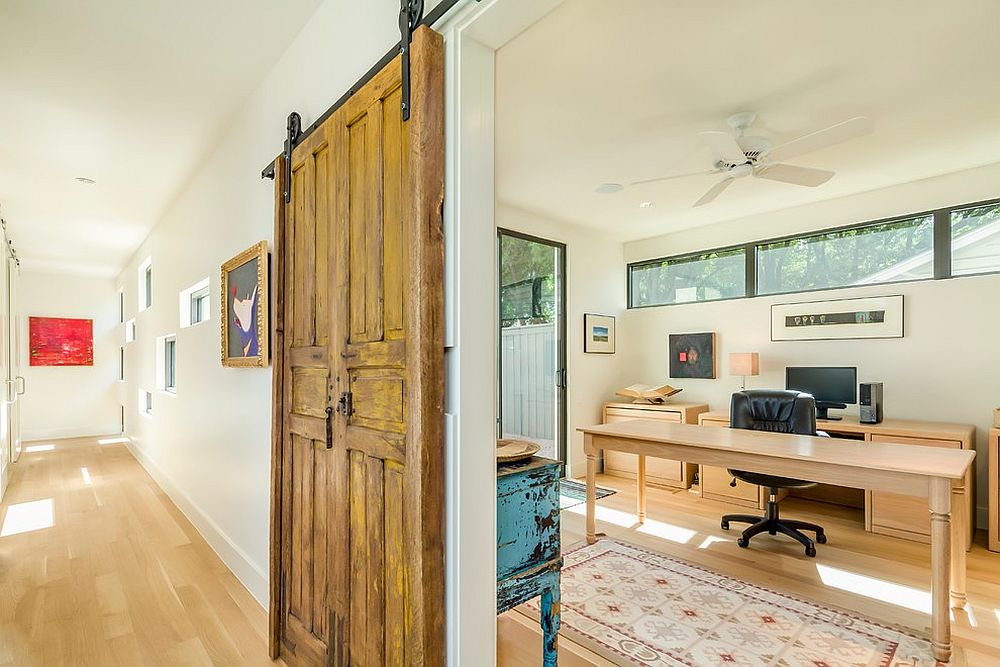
137 256 153 312
627 243 749 309
626 195 1000 309
164 337 176 393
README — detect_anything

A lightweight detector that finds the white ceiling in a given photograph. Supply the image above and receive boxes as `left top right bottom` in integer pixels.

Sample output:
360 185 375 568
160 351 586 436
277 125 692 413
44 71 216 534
0 0 322 276
496 0 1000 242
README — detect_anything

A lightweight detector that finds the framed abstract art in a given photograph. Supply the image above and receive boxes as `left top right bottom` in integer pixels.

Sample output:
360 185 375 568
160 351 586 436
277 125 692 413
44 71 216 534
668 332 716 379
221 241 269 368
29 317 94 366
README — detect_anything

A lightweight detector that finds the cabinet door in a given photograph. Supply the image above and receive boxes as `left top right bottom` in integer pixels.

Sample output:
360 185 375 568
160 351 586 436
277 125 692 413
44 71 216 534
604 411 684 483
869 434 961 540
699 419 760 506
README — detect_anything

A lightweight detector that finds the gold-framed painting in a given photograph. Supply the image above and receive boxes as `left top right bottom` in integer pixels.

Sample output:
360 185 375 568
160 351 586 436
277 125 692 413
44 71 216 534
221 241 269 368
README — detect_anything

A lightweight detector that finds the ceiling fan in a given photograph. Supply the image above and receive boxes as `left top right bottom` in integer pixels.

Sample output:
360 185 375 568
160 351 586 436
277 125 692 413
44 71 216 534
632 112 874 207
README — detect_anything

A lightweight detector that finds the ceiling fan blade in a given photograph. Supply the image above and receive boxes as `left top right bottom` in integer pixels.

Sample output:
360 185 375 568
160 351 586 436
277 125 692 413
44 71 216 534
693 177 735 207
630 169 722 186
755 163 835 187
766 116 873 163
698 131 747 164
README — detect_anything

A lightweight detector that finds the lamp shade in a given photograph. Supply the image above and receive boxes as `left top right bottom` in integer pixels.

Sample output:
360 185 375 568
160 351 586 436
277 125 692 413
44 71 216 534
729 352 760 377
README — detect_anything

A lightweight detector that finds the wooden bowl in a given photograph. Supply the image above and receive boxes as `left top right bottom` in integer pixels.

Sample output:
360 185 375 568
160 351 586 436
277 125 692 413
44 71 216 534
496 439 540 463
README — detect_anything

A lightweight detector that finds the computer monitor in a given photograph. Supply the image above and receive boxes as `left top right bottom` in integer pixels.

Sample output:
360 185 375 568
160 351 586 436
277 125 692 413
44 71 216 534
785 366 857 420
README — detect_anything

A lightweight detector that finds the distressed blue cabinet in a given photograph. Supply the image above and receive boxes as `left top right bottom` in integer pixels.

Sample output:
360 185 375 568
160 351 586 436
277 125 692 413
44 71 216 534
497 457 562 666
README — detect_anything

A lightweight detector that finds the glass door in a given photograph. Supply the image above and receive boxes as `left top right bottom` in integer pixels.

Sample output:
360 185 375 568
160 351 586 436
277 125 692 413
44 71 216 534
497 229 567 465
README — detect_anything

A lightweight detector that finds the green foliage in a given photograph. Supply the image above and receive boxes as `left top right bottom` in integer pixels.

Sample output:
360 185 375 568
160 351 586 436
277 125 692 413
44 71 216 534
500 235 557 326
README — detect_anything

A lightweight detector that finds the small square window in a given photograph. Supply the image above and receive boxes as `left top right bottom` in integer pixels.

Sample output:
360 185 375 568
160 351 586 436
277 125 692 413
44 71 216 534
164 337 176 392
180 278 211 328
140 389 153 417
138 257 153 311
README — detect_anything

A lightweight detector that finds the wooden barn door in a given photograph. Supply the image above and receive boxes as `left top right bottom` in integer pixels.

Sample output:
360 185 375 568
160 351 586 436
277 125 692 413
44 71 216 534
272 26 445 666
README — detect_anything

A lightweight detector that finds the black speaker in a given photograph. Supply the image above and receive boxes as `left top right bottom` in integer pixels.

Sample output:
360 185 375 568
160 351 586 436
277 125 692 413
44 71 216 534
859 382 883 424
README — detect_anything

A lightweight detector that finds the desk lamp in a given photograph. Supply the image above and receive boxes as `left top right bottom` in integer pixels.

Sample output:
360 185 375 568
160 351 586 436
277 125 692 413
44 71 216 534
729 352 760 391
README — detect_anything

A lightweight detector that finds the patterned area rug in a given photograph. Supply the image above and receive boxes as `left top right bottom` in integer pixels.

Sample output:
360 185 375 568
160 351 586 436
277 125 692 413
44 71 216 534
527 539 944 666
560 480 617 510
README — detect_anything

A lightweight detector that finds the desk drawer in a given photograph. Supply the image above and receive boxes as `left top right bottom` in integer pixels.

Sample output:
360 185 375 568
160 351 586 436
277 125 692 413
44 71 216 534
604 412 688 486
869 435 961 541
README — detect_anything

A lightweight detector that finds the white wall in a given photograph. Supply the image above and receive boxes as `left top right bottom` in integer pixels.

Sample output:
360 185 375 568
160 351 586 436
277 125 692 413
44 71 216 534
115 0 444 607
622 162 1000 527
18 271 120 441
497 205 629 477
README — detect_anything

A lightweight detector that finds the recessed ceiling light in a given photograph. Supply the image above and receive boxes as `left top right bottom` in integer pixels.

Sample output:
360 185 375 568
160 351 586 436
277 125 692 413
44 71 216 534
75 177 96 185
639 201 654 209
595 183 623 194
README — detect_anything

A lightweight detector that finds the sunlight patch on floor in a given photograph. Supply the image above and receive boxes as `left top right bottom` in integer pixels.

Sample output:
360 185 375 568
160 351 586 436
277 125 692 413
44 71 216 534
1 498 54 537
698 535 732 549
564 503 695 544
816 563 930 614
81 467 92 485
24 444 55 453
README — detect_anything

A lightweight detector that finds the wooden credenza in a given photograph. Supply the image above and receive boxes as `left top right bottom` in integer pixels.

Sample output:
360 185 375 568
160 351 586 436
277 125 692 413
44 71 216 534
602 402 708 489
697 410 976 549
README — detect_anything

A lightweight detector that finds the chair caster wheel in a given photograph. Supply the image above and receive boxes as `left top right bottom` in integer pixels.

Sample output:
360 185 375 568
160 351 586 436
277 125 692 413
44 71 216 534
737 537 749 549
721 520 730 530
816 533 827 544
805 545 816 557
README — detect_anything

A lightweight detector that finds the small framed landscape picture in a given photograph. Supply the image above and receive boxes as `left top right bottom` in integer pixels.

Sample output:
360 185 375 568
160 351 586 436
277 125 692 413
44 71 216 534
221 241 269 368
584 313 615 354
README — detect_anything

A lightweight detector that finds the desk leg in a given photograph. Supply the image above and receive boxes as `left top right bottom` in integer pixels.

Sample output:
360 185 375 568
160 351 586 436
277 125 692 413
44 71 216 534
585 434 597 545
637 455 647 524
951 481 968 608
540 584 560 667
930 477 952 663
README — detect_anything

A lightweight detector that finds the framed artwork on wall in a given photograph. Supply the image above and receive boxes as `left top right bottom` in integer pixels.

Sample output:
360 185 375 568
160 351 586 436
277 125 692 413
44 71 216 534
668 332 716 379
584 313 615 354
29 317 94 366
771 295 904 341
221 241 269 368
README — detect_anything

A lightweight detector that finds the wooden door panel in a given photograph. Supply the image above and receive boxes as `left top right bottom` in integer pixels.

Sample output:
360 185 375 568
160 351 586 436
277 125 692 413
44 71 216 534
274 25 444 666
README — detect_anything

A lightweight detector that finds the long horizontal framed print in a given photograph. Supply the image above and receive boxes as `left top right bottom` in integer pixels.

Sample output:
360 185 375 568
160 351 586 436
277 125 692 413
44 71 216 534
771 295 904 341
221 241 269 367
29 317 94 366
584 313 615 354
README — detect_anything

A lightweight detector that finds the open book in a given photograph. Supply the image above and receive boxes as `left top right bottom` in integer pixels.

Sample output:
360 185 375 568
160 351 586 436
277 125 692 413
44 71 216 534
615 383 683 404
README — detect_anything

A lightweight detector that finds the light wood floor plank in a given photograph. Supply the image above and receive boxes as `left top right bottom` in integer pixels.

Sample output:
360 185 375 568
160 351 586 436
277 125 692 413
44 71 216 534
0 436 274 666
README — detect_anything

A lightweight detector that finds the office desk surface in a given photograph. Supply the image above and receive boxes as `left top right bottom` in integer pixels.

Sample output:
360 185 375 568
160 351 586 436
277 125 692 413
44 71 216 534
578 419 975 493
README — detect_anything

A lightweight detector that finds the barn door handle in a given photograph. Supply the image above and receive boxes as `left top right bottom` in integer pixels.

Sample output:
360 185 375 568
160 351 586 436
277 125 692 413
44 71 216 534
325 406 334 449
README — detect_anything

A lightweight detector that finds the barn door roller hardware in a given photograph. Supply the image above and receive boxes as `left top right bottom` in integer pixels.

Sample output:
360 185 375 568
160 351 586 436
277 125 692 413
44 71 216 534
399 0 424 121
282 112 302 202
261 0 464 180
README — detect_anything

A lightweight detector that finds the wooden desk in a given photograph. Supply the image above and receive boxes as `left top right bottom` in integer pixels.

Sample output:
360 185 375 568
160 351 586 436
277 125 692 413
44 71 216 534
698 411 975 550
580 419 976 663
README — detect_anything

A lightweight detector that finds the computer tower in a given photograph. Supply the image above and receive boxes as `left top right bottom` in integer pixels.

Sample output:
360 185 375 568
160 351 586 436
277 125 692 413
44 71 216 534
859 382 883 424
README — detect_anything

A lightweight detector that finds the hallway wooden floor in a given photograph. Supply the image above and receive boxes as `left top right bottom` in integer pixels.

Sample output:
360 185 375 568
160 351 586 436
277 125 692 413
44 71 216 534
0 436 273 666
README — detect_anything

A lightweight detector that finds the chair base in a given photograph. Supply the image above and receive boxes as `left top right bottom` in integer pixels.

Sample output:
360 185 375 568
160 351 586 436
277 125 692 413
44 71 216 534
721 490 826 558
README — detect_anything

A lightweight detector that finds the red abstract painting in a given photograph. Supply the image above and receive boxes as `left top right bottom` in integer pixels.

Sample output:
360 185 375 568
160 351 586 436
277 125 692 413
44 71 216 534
29 317 94 366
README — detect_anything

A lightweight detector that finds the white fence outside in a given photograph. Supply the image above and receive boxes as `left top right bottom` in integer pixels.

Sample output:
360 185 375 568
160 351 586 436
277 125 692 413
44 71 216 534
500 323 556 458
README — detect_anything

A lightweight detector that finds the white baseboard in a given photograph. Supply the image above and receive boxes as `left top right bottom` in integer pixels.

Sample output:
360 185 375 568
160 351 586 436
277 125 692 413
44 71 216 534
23 425 121 442
124 441 268 608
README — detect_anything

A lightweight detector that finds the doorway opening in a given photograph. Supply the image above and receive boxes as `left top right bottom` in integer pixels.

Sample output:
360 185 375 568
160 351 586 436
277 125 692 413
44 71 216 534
497 229 567 465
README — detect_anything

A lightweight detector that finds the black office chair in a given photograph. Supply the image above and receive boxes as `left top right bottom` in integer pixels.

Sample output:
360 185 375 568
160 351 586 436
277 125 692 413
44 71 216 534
721 390 828 557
